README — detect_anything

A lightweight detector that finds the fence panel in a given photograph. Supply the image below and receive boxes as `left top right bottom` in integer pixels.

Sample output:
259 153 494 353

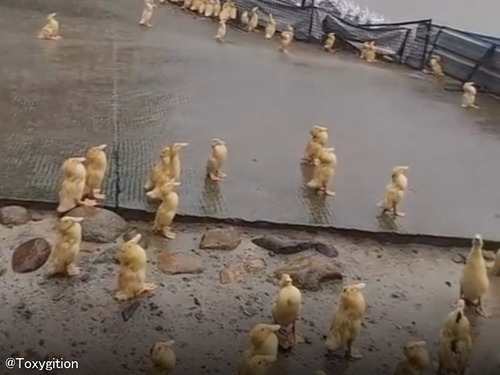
322 14 412 61
232 0 314 40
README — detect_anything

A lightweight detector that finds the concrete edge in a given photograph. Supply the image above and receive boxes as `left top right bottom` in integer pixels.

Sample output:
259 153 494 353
1 197 499 250
0 198 500 250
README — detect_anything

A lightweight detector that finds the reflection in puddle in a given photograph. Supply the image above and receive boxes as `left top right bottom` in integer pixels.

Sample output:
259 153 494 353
199 176 224 215
299 163 334 225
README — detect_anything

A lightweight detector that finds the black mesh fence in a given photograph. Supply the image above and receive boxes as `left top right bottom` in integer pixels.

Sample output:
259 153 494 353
232 0 314 40
425 26 500 94
175 0 500 95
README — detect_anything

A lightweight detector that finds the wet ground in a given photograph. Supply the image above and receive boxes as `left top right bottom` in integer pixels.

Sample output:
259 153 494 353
358 0 500 36
0 210 499 374
1 0 500 241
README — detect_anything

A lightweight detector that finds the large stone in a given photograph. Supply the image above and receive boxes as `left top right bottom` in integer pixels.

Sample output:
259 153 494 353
219 257 266 284
0 206 31 226
199 227 241 250
67 207 129 243
252 236 338 258
12 238 51 273
158 251 204 275
274 251 343 291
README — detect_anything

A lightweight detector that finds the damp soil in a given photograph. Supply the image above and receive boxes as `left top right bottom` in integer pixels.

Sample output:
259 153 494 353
0 210 499 375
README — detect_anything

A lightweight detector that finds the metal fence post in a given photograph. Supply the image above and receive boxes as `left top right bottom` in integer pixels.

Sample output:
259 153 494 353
419 20 432 70
465 44 496 82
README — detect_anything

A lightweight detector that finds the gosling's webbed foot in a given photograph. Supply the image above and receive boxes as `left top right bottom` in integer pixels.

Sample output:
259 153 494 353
325 190 336 197
394 211 406 217
114 291 130 301
209 173 222 181
346 347 363 360
66 264 81 277
140 283 157 294
163 228 176 240
93 190 106 200
81 199 97 207
217 171 227 178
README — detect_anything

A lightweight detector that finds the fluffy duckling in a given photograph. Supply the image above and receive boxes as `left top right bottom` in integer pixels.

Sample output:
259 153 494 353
219 1 231 21
204 0 215 17
247 7 259 32
38 13 61 40
146 340 176 375
84 144 107 200
215 20 227 42
153 180 181 240
271 274 302 347
279 25 294 54
361 41 377 62
438 299 473 375
213 0 221 17
461 82 479 109
265 14 276 39
198 0 206 15
306 147 337 197
393 340 430 375
145 146 171 199
240 11 249 26
57 157 96 213
301 125 328 164
377 166 409 217
115 234 156 301
323 32 336 52
429 55 444 81
243 323 281 361
139 0 157 27
190 0 202 12
206 138 227 181
237 354 274 375
459 234 490 317
325 283 366 360
47 216 84 277
167 142 188 182
229 1 237 19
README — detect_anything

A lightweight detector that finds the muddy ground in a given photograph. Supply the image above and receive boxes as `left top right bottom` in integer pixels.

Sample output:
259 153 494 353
0 210 499 375
1 1 500 241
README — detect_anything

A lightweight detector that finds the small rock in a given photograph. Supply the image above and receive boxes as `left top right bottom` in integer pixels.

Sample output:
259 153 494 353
67 207 129 243
274 251 343 291
445 281 452 287
199 227 241 250
0 206 31 226
11 238 51 273
452 253 466 264
158 251 204 275
0 267 6 277
122 227 150 249
240 305 258 317
194 297 201 306
219 257 266 284
252 236 338 258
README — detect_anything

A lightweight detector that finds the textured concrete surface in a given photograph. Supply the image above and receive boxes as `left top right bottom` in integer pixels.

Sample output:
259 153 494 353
1 211 499 374
1 0 500 241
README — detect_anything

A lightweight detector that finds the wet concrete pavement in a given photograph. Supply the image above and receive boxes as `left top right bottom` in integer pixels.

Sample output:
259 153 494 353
1 1 500 241
0 212 499 374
